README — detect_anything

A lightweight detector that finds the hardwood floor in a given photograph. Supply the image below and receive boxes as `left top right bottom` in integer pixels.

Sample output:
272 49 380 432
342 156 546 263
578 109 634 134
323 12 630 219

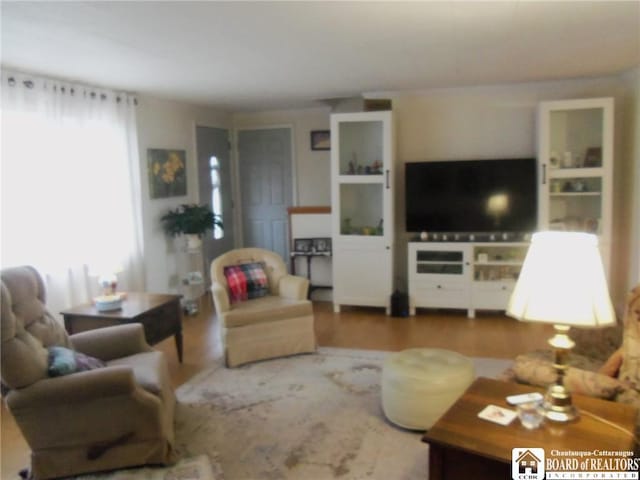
0 299 553 478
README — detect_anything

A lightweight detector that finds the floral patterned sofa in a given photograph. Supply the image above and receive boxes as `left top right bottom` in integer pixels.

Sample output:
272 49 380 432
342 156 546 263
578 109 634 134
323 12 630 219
501 285 640 430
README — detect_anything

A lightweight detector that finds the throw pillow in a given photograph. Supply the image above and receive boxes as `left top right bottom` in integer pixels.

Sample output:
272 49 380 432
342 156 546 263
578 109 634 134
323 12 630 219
47 346 106 377
224 262 269 303
513 354 625 399
223 265 245 303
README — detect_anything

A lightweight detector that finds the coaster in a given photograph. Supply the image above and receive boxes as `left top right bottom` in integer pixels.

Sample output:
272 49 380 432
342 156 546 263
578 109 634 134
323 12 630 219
477 404 517 426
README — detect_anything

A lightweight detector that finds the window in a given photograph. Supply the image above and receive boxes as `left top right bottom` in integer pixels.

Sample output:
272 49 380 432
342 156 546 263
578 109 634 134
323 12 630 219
210 156 224 239
1 70 143 315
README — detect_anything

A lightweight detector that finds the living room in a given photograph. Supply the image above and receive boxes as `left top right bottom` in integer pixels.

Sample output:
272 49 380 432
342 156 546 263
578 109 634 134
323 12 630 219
2 2 640 479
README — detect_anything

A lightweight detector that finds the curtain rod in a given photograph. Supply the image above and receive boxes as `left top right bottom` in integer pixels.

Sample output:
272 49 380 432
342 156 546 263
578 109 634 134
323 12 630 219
4 71 138 105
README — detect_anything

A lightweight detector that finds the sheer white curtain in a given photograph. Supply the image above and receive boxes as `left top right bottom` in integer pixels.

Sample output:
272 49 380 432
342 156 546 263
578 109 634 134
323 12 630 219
1 70 145 317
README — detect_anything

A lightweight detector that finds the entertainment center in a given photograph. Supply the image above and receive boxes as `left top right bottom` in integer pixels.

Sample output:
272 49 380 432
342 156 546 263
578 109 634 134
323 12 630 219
330 97 613 316
408 241 529 318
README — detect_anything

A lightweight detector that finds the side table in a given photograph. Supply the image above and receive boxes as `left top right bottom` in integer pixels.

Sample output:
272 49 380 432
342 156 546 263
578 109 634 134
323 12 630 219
61 292 183 363
291 251 332 299
422 377 638 480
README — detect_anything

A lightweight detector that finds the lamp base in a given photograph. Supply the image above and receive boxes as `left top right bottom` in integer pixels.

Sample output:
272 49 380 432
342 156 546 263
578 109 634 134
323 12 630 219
544 323 580 423
543 384 578 422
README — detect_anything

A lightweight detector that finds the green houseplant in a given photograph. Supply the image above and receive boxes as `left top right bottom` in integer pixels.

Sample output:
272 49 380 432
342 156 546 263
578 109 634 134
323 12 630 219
160 204 222 248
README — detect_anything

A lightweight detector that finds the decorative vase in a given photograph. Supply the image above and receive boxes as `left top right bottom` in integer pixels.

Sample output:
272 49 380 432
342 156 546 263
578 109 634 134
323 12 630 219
185 234 202 249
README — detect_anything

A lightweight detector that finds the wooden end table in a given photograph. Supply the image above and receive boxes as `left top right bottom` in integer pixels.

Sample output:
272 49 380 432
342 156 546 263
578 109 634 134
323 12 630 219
61 292 183 362
422 377 638 480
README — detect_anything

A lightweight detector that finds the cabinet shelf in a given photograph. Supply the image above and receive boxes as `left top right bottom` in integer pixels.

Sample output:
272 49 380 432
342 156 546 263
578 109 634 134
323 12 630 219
550 192 601 197
549 167 603 178
475 261 523 266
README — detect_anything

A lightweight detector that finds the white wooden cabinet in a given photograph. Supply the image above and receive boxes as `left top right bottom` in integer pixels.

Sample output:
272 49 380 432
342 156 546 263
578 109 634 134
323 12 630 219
408 243 471 315
408 242 528 318
537 97 613 277
469 243 529 318
331 111 394 313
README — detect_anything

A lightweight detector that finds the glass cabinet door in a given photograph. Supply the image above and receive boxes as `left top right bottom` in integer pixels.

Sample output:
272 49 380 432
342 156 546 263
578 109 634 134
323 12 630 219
548 108 604 171
538 97 613 277
332 111 392 241
339 183 384 236
539 98 612 238
338 121 384 176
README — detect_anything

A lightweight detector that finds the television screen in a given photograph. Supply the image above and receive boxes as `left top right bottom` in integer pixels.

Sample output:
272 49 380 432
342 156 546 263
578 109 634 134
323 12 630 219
405 158 538 233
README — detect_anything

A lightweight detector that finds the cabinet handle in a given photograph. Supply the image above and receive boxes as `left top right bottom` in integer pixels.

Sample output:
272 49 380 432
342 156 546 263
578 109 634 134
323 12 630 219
542 164 547 185
385 170 390 189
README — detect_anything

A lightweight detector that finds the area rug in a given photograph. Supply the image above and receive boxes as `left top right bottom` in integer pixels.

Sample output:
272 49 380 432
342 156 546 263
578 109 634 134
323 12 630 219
173 347 511 480
74 454 218 480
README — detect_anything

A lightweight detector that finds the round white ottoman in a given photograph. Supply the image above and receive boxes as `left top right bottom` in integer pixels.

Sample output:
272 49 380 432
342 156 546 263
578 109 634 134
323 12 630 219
381 348 475 430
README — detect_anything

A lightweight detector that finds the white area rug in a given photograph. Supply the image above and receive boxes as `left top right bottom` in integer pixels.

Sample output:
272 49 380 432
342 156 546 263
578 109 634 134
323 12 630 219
76 454 216 480
172 347 510 480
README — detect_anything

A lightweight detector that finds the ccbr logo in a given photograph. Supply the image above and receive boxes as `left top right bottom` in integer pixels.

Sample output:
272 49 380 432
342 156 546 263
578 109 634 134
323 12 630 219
512 448 545 480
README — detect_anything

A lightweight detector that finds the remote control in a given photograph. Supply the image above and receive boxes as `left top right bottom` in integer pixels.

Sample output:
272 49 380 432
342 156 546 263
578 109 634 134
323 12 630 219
505 392 544 406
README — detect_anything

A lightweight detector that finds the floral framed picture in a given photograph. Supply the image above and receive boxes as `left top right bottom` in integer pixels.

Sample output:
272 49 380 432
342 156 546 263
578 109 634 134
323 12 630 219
148 148 187 199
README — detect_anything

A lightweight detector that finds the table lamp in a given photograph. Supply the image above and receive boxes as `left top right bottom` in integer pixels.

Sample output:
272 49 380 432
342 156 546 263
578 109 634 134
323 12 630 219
506 231 615 422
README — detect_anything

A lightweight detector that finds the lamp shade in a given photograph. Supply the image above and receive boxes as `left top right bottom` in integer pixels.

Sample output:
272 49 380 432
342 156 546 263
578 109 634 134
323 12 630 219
507 231 615 327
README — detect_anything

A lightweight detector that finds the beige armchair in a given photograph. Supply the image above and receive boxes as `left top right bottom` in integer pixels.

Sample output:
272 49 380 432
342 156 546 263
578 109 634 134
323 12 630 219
210 248 316 367
1 266 175 480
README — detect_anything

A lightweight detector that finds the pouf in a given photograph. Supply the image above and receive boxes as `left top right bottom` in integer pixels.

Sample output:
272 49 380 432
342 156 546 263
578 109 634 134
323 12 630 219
381 348 475 430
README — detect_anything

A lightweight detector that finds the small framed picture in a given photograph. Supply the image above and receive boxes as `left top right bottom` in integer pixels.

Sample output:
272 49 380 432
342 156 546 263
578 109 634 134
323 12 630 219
583 147 602 167
293 238 313 253
310 130 330 151
147 148 187 199
312 237 332 253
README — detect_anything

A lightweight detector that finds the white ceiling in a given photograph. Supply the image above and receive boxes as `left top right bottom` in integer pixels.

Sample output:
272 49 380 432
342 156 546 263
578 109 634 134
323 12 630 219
2 1 639 111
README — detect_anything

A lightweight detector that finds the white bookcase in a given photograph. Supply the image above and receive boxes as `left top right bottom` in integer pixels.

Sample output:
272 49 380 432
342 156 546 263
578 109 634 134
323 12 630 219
537 97 613 277
331 111 394 313
408 241 528 318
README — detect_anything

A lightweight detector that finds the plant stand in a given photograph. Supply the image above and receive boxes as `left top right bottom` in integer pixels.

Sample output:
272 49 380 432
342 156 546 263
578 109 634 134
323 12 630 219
178 236 205 315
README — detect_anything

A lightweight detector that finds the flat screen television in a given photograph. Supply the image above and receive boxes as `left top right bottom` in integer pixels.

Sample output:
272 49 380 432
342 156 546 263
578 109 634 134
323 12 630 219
405 158 537 233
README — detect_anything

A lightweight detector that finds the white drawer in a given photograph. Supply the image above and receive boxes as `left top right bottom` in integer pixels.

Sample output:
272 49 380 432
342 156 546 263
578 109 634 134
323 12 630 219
472 281 514 310
411 281 469 309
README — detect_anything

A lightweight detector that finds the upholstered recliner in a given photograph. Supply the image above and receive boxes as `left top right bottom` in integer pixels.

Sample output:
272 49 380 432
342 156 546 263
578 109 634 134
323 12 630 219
210 248 316 367
1 266 176 480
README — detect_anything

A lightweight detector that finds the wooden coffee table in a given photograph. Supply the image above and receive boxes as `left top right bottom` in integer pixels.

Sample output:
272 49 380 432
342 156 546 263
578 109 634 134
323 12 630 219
422 377 638 480
61 292 183 362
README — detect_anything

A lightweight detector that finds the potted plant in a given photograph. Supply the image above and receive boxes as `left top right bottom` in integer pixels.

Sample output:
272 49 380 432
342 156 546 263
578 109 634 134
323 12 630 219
160 204 222 248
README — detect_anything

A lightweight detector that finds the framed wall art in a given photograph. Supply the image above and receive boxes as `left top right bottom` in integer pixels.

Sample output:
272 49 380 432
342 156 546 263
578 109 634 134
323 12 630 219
293 238 313 253
310 130 330 151
312 237 332 253
148 148 187 199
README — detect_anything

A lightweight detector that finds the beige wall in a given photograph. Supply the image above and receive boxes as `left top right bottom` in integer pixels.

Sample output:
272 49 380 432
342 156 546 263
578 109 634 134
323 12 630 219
136 95 230 293
234 76 635 308
384 76 635 309
135 74 638 309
